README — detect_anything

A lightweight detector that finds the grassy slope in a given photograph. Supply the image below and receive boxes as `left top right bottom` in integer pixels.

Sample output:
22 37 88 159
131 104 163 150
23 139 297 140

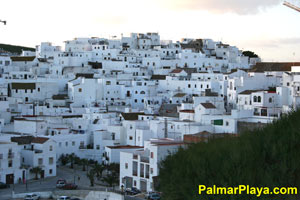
158 111 300 200
0 43 35 54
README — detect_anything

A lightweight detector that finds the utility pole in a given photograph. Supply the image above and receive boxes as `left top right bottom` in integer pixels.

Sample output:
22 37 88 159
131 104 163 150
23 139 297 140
283 1 300 12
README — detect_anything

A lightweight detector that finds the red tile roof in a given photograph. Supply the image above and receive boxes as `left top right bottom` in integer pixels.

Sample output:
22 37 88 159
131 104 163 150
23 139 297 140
32 137 49 144
200 103 216 109
180 110 195 113
170 69 183 73
106 145 143 149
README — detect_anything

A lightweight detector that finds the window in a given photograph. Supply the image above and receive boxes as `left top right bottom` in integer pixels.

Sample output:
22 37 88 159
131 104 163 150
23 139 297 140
269 97 272 103
125 163 128 169
254 96 257 102
65 141 68 147
8 160 12 168
258 96 261 103
78 88 82 92
96 145 100 150
151 168 153 174
38 158 43 165
188 84 191 88
49 169 53 174
59 142 62 147
287 82 290 86
49 146 53 151
129 136 133 140
151 152 154 159
226 121 229 126
49 157 54 165
72 141 75 146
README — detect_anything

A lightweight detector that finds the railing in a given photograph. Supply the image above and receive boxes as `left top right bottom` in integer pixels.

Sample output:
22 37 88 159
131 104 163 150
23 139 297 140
141 156 149 163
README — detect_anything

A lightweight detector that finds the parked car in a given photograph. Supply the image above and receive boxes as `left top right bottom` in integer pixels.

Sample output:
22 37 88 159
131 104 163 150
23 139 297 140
62 183 78 190
0 182 10 189
56 179 66 188
24 193 40 200
148 193 161 200
57 196 70 200
125 187 141 195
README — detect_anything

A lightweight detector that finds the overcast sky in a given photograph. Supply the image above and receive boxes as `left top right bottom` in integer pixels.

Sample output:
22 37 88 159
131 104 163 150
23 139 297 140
0 0 299 61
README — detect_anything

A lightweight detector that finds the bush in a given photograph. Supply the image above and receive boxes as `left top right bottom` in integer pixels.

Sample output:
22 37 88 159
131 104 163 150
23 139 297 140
158 111 300 200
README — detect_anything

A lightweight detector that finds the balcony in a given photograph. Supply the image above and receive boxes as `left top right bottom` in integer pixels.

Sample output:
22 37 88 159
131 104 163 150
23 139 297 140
140 156 149 163
8 153 14 159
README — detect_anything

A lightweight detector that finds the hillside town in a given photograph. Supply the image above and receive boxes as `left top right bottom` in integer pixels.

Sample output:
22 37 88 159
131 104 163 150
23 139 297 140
0 32 299 197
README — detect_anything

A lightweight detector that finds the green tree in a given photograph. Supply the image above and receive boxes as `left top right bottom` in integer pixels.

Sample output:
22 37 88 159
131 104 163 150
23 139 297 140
93 163 105 180
81 158 89 171
242 50 258 58
158 110 300 200
68 153 75 169
102 171 119 187
86 169 96 187
106 163 120 174
30 167 42 180
59 154 69 166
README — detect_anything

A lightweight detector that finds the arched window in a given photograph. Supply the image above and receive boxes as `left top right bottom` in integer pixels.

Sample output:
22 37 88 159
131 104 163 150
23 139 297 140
254 96 257 102
140 91 145 94
269 97 272 103
258 96 261 103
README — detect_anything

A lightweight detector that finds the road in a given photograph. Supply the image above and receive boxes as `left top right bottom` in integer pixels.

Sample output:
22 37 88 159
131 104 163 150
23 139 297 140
0 166 145 200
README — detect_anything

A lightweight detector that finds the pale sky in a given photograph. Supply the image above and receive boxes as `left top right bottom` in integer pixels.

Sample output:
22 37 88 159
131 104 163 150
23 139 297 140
0 0 299 61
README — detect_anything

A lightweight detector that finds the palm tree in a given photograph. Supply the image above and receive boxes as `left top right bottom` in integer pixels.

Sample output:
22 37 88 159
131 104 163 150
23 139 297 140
93 163 105 180
86 169 96 187
68 153 75 169
106 163 120 175
80 158 89 171
102 171 119 188
59 154 69 166
74 156 81 165
30 167 42 180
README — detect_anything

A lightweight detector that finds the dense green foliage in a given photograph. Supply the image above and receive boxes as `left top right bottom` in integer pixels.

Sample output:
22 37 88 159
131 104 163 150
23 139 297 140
0 43 35 54
242 50 259 58
158 111 300 200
